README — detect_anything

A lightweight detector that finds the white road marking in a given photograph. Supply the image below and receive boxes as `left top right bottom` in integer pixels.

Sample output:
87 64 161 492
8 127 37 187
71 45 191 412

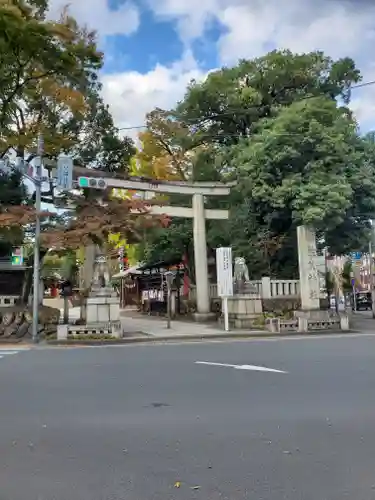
0 348 29 360
195 361 287 373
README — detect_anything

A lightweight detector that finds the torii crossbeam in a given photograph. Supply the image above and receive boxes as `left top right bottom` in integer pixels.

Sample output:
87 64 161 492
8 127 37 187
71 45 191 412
73 169 236 320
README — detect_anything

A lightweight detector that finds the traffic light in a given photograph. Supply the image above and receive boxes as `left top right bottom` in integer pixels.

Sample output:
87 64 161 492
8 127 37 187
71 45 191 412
11 247 23 266
77 177 107 189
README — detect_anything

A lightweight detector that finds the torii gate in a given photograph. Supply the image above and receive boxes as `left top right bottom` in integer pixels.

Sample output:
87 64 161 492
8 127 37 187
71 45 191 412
74 170 236 320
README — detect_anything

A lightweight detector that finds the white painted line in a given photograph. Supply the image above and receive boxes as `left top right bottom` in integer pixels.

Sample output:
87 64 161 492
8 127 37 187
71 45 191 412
195 361 287 373
0 351 19 355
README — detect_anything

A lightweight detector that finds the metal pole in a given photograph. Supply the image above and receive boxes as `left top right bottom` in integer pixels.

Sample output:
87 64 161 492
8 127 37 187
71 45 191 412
352 282 357 312
31 133 43 343
223 296 229 331
166 287 171 329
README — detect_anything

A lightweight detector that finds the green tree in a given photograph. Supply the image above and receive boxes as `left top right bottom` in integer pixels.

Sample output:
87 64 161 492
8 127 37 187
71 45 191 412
141 50 374 276
176 50 360 147
225 97 375 276
0 169 28 257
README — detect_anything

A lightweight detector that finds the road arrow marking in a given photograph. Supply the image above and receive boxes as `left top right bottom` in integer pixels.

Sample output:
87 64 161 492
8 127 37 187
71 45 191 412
195 361 287 373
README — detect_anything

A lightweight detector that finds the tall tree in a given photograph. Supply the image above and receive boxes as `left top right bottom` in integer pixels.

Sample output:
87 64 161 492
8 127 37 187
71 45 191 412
140 50 374 276
0 0 102 158
176 50 360 146
226 97 375 276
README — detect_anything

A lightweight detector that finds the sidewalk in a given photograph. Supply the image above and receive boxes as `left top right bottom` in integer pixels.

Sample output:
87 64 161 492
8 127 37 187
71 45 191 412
60 307 266 341
120 310 267 340
53 307 367 345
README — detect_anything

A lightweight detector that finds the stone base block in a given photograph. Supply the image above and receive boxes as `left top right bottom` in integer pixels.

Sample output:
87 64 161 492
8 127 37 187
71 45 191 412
231 316 259 329
193 312 216 322
57 324 68 340
58 321 122 339
265 318 280 333
339 314 350 331
294 309 331 320
85 295 120 324
224 295 263 329
227 295 263 316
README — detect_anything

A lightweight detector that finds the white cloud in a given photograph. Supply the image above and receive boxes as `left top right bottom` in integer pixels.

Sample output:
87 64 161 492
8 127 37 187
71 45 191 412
101 50 207 139
48 0 140 37
50 0 375 133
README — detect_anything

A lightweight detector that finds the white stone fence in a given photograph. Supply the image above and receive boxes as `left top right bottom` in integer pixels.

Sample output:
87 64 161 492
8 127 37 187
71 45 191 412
0 295 18 307
186 277 300 300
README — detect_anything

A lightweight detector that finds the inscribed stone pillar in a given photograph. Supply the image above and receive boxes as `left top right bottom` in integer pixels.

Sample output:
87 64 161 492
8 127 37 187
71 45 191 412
297 225 320 311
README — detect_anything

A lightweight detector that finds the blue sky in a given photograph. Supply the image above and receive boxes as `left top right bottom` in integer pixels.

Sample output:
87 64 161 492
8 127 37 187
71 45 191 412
47 0 375 138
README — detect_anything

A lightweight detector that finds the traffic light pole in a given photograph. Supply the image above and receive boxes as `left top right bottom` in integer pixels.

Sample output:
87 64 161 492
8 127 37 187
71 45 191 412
31 133 43 343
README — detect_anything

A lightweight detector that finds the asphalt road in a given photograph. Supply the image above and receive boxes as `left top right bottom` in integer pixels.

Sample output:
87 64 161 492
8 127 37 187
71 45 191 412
1 335 375 500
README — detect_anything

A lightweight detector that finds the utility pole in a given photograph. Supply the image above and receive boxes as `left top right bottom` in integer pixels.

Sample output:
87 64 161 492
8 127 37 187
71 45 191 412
31 132 43 343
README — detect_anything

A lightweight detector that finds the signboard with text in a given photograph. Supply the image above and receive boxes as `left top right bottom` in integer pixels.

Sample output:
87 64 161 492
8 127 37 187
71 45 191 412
216 247 233 297
56 155 73 191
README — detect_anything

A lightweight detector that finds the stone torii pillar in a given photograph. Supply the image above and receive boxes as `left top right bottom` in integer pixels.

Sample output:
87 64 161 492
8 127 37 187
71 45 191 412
73 170 236 320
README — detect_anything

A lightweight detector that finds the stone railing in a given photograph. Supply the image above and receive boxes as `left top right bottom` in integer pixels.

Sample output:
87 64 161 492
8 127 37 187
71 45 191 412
0 295 18 307
186 277 300 300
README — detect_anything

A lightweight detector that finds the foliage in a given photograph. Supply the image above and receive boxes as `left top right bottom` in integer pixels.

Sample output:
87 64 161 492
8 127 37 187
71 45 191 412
0 170 28 256
225 97 375 275
0 0 102 157
39 194 170 250
341 260 353 292
176 50 360 147
74 91 135 174
139 50 375 277
0 0 138 283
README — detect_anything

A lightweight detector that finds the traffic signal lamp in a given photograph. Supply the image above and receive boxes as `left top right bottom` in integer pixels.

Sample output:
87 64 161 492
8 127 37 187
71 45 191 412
11 247 23 266
77 177 107 189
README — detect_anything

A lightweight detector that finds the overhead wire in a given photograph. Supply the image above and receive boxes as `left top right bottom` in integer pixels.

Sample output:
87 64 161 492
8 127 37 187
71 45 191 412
117 79 375 132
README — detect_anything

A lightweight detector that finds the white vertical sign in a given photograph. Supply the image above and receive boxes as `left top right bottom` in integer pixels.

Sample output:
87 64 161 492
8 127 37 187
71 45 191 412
216 247 233 332
56 155 73 190
216 247 233 297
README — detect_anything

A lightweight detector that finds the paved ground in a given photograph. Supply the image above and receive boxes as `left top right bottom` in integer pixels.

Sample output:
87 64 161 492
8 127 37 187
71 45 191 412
1 334 375 499
0 347 29 360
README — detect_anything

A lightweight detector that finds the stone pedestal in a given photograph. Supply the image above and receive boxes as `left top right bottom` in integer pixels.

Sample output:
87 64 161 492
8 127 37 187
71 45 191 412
86 295 120 323
226 295 263 329
193 312 216 322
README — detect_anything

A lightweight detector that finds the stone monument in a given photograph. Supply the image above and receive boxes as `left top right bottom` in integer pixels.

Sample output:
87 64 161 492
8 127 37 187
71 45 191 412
295 225 341 329
233 257 258 294
57 247 121 339
226 256 263 328
85 249 121 329
297 225 320 312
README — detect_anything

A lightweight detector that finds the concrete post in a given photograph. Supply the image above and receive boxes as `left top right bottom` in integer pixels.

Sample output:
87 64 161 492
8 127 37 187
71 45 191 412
261 277 271 299
192 193 210 317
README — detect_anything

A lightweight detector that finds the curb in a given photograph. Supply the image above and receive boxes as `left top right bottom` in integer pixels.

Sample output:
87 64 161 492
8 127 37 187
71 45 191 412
0 338 24 345
45 328 362 346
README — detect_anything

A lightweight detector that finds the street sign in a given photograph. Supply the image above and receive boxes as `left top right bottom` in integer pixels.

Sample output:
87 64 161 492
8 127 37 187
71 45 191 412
56 155 73 191
216 247 233 297
77 177 107 190
11 247 23 266
351 251 362 261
